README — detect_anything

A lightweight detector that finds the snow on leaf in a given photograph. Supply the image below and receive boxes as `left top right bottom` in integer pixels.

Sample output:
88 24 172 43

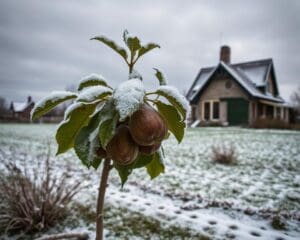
91 35 128 62
56 103 95 155
31 91 77 120
113 79 145 121
64 102 84 120
77 85 112 103
153 68 167 85
129 69 143 80
74 111 102 169
156 86 189 120
138 42 160 58
78 73 109 91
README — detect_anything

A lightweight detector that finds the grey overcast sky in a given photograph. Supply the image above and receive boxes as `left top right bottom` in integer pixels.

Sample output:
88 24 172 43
0 0 299 104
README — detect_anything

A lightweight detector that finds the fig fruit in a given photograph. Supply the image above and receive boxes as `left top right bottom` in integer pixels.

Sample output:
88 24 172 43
129 105 167 146
106 125 138 165
139 142 161 155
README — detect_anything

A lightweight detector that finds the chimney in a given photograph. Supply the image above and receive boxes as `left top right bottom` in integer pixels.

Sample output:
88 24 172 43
220 45 231 64
27 96 32 103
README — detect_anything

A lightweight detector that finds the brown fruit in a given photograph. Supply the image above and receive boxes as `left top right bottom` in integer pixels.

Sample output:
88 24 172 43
139 142 161 155
106 125 138 165
129 105 167 146
95 146 107 158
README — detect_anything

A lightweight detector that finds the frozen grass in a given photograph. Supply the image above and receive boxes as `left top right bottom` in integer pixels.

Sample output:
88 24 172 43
0 124 299 239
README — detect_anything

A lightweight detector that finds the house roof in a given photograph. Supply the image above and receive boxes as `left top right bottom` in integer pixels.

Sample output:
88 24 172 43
11 101 33 112
187 59 284 104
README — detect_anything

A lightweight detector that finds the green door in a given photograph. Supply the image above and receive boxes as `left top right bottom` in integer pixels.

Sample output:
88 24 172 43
225 98 249 125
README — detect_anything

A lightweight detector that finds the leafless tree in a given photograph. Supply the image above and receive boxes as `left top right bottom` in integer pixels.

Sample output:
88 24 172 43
290 86 300 114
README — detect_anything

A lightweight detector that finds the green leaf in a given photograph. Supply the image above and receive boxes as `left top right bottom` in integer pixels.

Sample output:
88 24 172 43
133 153 154 169
114 163 133 187
123 30 141 54
56 103 95 155
155 86 188 120
31 91 77 120
138 43 160 58
155 101 185 143
77 86 112 103
91 36 128 62
74 111 103 169
153 68 167 85
78 74 110 91
146 151 165 179
99 111 119 148
113 153 153 186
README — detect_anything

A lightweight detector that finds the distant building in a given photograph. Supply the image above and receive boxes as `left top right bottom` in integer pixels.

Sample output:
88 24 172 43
186 46 291 126
10 96 34 122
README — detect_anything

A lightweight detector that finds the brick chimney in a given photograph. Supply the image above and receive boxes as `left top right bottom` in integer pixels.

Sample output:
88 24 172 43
27 96 32 103
220 45 231 64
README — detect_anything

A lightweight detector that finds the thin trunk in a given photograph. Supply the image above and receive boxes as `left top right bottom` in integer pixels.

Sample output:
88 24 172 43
96 158 111 240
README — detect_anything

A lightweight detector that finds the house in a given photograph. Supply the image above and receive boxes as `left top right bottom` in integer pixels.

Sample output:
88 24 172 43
186 46 290 126
10 96 35 122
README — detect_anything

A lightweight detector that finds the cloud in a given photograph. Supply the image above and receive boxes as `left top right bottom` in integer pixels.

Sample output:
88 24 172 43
0 0 299 103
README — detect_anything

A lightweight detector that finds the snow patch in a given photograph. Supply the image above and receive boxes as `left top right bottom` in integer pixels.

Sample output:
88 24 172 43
77 86 112 102
80 73 106 84
157 85 189 113
31 91 76 118
113 79 145 121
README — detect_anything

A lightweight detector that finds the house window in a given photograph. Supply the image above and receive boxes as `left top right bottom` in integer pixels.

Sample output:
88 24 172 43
212 102 220 119
204 102 210 120
203 100 220 121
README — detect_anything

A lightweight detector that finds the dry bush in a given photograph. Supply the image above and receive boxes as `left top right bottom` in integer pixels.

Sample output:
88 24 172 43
0 145 82 235
212 144 237 165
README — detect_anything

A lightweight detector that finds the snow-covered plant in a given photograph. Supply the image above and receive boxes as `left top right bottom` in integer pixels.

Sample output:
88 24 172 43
31 30 188 240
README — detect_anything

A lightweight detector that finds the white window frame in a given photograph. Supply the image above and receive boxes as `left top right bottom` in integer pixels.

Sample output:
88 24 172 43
202 100 220 121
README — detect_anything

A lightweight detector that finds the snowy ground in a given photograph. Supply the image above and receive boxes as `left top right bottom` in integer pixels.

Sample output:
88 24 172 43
0 124 299 239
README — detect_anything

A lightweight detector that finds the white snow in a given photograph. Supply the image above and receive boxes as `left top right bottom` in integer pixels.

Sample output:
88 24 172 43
12 102 29 112
113 78 145 121
77 86 112 102
241 65 268 86
80 73 106 84
31 91 77 118
156 85 189 113
1 125 300 239
128 69 142 80
78 73 108 90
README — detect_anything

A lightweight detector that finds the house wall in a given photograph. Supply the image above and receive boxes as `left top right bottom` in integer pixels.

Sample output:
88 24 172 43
196 76 250 123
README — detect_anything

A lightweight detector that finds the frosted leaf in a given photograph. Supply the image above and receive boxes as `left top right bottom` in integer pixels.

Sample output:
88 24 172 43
156 85 189 119
64 102 83 120
31 91 77 120
77 86 112 103
113 79 145 121
87 127 100 164
78 73 108 91
129 69 142 80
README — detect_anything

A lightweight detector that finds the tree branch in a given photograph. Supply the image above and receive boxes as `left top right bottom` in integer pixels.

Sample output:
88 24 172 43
96 158 111 240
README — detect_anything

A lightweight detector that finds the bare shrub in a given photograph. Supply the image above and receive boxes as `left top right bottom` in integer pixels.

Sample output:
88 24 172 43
0 145 82 234
211 144 237 165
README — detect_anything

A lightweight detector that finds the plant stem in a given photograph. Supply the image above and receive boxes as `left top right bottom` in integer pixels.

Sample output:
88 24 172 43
96 158 111 240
